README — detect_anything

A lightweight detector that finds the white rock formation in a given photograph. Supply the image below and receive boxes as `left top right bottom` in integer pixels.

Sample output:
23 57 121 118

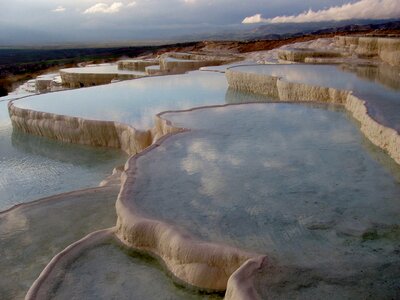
117 59 159 72
60 65 146 88
159 52 238 73
278 48 342 62
8 102 152 156
335 36 400 66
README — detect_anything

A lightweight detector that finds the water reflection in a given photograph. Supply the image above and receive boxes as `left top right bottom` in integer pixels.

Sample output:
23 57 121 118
11 130 124 167
225 88 278 104
0 102 126 210
52 240 222 300
339 63 400 91
15 71 230 129
0 186 119 300
233 64 400 132
130 103 400 297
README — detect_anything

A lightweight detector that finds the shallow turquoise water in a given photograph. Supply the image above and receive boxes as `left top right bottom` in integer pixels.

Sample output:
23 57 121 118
2 71 269 209
52 241 222 300
231 64 400 132
3 63 400 299
0 186 120 300
130 103 400 296
15 71 264 129
0 101 127 210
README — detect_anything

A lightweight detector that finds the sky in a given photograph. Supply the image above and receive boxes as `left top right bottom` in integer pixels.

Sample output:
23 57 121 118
0 0 398 45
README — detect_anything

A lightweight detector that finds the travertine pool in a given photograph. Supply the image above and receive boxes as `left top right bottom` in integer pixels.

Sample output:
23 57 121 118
231 64 400 132
0 100 127 210
128 103 400 298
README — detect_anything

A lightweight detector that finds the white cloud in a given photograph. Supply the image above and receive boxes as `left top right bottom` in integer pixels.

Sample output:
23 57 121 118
242 0 400 24
242 14 263 24
83 2 124 14
127 1 137 7
52 6 66 13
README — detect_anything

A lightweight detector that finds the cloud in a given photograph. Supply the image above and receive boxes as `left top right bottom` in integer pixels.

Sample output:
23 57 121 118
127 1 137 7
52 6 66 13
242 0 400 24
83 2 124 14
242 14 263 24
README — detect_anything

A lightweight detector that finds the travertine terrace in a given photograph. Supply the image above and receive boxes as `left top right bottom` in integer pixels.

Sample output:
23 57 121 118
60 65 147 88
2 35 400 299
278 48 342 62
335 36 400 66
159 52 238 73
226 64 400 164
59 52 238 88
277 36 400 66
117 59 159 72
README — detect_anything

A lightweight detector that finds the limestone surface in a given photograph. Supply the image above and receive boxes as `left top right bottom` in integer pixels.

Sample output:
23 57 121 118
6 45 400 300
60 65 146 88
117 59 159 72
159 52 238 74
8 102 152 156
278 48 342 62
335 36 400 66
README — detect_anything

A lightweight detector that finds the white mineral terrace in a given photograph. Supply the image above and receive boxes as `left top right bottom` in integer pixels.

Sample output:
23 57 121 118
60 64 147 88
117 59 159 72
276 36 400 66
1 36 400 299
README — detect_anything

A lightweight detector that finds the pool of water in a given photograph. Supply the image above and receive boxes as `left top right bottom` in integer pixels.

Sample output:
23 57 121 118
51 240 222 300
14 72 228 128
0 101 127 210
60 64 145 75
14 71 266 129
339 63 400 91
231 64 400 132
0 185 120 300
129 103 400 296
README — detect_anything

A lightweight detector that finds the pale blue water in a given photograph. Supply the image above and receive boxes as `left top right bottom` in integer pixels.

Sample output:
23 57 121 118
130 103 400 297
0 101 127 210
0 185 120 300
2 71 271 209
2 63 400 299
14 71 263 129
52 241 221 300
231 64 400 132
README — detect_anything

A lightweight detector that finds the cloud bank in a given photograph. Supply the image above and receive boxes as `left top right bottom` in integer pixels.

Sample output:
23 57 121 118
83 2 124 14
243 0 400 24
52 6 66 13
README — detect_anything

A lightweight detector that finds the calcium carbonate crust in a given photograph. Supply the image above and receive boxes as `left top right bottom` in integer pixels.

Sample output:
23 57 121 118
60 70 146 88
335 36 400 66
9 63 399 300
22 108 266 300
277 36 400 66
8 102 152 156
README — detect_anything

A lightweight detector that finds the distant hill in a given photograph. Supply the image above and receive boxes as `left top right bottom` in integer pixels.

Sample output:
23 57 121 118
252 19 400 37
176 19 400 41
310 20 400 35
